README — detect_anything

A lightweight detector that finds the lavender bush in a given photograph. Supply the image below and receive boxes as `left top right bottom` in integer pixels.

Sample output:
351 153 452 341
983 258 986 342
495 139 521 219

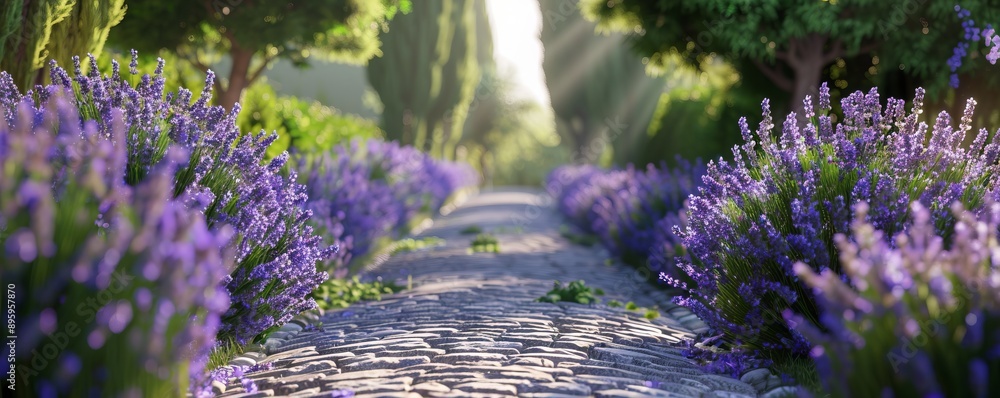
0 52 332 344
788 201 1000 397
545 159 704 282
0 96 231 396
673 83 1000 357
300 139 478 275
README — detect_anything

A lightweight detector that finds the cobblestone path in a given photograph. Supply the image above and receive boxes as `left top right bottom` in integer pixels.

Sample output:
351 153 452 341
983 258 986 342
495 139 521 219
215 189 762 398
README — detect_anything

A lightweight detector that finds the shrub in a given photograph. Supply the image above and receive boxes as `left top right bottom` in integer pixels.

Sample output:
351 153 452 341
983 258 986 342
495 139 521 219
1 52 333 344
1 95 230 396
300 139 478 273
673 84 1000 358
545 159 704 282
238 82 382 158
786 201 1000 397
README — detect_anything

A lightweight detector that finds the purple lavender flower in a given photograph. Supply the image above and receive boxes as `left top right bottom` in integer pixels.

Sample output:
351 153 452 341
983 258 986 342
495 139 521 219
0 54 334 344
948 6 994 87
546 158 705 284
674 83 1000 358
788 200 1000 397
1 94 231 396
298 138 478 276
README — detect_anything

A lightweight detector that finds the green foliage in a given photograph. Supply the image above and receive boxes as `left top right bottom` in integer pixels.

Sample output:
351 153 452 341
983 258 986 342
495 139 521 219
391 237 445 254
579 0 1000 106
469 232 500 253
537 280 605 305
539 0 663 163
367 0 481 159
628 56 781 165
312 276 404 310
770 359 822 396
206 340 247 372
108 0 408 109
237 81 382 158
607 300 623 308
625 301 639 311
460 225 483 235
0 0 125 90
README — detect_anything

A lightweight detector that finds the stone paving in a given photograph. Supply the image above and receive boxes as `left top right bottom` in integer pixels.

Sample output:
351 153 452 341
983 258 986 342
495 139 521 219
214 189 769 398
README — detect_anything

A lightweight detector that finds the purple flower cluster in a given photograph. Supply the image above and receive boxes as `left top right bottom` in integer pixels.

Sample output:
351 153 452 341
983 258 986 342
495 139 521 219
0 52 333 344
677 340 772 379
193 362 273 398
545 158 705 282
674 83 1000 357
948 5 996 87
300 139 478 275
985 26 1000 64
787 201 1000 397
1 94 231 395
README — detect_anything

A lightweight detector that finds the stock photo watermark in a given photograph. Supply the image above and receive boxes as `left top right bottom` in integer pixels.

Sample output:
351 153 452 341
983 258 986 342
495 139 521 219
6 284 15 391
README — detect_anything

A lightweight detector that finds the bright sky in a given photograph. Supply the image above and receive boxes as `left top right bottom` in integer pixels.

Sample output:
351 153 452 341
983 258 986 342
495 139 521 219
486 0 550 106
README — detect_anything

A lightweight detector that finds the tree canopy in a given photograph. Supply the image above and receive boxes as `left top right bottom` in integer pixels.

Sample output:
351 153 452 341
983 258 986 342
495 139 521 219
579 0 1000 112
108 0 408 110
1 0 125 90
367 0 481 160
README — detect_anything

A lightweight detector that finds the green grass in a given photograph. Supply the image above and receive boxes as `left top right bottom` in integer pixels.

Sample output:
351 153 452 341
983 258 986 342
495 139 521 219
469 233 500 253
391 237 445 254
537 280 605 304
312 275 404 310
206 338 246 371
559 225 599 247
770 358 823 396
460 225 483 235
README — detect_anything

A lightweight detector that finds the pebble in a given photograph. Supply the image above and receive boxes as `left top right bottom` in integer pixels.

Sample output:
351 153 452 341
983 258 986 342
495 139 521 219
761 385 800 398
229 357 256 367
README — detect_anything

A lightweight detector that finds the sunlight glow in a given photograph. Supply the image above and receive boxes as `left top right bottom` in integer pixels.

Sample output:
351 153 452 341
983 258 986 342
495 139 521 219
486 0 550 106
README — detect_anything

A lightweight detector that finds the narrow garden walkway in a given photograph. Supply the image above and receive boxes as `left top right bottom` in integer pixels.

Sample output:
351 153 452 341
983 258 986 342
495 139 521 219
217 189 762 398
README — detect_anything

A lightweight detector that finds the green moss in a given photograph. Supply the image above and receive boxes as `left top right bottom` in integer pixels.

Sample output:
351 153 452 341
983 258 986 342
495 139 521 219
470 233 500 253
537 280 603 305
312 276 404 310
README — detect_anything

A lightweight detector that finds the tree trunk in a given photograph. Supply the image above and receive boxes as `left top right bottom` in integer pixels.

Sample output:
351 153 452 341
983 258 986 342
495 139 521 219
219 47 254 111
788 34 836 119
791 59 824 118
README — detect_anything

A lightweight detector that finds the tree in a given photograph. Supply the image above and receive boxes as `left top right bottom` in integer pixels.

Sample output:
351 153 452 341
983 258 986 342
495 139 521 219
367 0 480 159
0 0 125 91
579 0 1000 114
539 0 664 164
424 0 479 159
460 0 497 158
108 0 408 110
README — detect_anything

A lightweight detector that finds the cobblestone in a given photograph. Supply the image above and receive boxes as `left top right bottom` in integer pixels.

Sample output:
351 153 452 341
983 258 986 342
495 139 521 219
220 190 760 398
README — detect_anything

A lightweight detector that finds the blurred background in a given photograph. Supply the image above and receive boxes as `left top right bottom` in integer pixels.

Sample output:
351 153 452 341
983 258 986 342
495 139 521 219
8 0 999 186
